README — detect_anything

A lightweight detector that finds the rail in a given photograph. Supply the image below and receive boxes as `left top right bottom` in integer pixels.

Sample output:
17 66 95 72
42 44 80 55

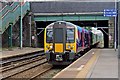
1 52 46 79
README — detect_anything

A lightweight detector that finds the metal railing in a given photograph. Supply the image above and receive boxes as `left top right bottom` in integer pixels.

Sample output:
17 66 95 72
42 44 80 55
0 2 30 34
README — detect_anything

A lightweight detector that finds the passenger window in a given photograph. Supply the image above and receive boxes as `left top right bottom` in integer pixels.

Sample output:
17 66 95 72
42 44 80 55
66 28 74 43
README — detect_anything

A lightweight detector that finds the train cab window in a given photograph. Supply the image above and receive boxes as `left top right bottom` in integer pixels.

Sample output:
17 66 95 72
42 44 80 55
46 29 53 43
66 28 75 43
54 28 64 43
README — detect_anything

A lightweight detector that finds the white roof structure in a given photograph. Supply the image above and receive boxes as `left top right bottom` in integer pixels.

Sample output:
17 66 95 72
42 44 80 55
91 27 103 35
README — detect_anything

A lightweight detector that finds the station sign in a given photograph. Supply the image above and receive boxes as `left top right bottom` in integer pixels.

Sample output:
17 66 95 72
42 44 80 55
104 9 117 17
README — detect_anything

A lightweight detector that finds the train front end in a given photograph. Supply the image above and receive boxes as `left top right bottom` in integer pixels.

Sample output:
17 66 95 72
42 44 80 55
44 21 76 65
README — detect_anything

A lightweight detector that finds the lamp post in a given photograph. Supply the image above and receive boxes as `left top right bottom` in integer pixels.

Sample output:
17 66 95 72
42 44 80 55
118 0 120 58
20 1 23 49
114 0 117 51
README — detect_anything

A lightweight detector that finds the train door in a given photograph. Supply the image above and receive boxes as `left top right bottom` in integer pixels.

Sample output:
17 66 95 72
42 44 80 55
53 22 66 53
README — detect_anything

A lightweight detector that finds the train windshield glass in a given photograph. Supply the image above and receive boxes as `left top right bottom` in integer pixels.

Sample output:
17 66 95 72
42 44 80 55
66 28 74 43
46 29 53 43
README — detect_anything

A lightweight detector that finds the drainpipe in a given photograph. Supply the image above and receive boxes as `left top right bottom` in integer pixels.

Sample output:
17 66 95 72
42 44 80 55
8 23 13 50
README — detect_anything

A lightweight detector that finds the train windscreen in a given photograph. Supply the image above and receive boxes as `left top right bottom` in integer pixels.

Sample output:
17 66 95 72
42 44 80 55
66 28 75 43
54 28 64 43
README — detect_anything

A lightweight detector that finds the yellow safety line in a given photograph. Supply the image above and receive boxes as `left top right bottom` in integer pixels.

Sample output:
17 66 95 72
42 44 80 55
53 49 94 78
76 49 100 78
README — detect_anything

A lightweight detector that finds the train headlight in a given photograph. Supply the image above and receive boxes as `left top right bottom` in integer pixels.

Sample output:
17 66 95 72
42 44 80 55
67 45 74 49
71 46 74 49
50 45 53 49
67 45 71 49
46 45 49 49
46 45 53 49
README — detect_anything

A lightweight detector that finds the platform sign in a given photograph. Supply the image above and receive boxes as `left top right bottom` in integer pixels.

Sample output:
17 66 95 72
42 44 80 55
104 9 117 17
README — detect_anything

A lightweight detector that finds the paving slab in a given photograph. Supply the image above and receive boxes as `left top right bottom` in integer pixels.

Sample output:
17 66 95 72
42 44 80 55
53 49 118 79
87 49 118 78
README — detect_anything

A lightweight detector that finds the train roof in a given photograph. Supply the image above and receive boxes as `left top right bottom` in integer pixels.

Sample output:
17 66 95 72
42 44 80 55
77 26 89 33
90 30 97 35
46 21 77 28
46 21 89 33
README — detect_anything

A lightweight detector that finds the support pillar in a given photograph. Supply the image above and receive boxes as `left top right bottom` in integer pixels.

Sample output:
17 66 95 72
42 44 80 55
108 18 114 48
29 12 32 47
0 33 1 61
20 16 23 48
8 24 13 49
20 3 23 49
118 1 120 58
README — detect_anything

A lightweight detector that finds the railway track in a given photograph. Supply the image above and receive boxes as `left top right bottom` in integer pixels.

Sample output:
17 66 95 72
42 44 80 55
0 54 45 73
1 47 93 79
29 49 91 79
1 52 49 79
34 65 66 79
5 62 53 79
30 63 53 79
1 50 44 67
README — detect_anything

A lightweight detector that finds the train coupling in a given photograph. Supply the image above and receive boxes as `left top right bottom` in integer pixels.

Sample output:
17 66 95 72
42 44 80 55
56 55 63 61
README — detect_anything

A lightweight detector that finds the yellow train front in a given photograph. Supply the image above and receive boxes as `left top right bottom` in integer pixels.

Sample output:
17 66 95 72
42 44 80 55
44 21 77 65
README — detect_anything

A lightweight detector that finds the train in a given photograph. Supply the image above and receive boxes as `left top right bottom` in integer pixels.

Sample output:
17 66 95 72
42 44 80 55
44 21 101 65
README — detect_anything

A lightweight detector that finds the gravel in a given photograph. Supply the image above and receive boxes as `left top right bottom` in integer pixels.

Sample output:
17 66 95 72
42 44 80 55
36 65 67 79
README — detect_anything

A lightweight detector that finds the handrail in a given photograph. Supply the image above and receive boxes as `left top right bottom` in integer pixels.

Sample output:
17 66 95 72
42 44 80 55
0 5 7 12
12 5 19 12
1 2 30 34
10 2 14 7
0 2 14 12
2 2 18 18
1 10 10 19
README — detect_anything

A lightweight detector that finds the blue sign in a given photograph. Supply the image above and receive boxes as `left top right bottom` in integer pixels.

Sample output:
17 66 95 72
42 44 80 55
104 9 117 17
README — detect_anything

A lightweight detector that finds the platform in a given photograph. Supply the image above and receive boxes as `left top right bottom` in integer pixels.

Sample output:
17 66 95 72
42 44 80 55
53 49 118 79
0 47 44 59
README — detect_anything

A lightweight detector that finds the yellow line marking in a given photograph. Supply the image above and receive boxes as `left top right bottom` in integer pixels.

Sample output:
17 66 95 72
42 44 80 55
64 65 85 71
92 52 95 54
63 68 79 71
77 65 85 71
66 49 95 69
53 49 94 78
76 49 100 78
